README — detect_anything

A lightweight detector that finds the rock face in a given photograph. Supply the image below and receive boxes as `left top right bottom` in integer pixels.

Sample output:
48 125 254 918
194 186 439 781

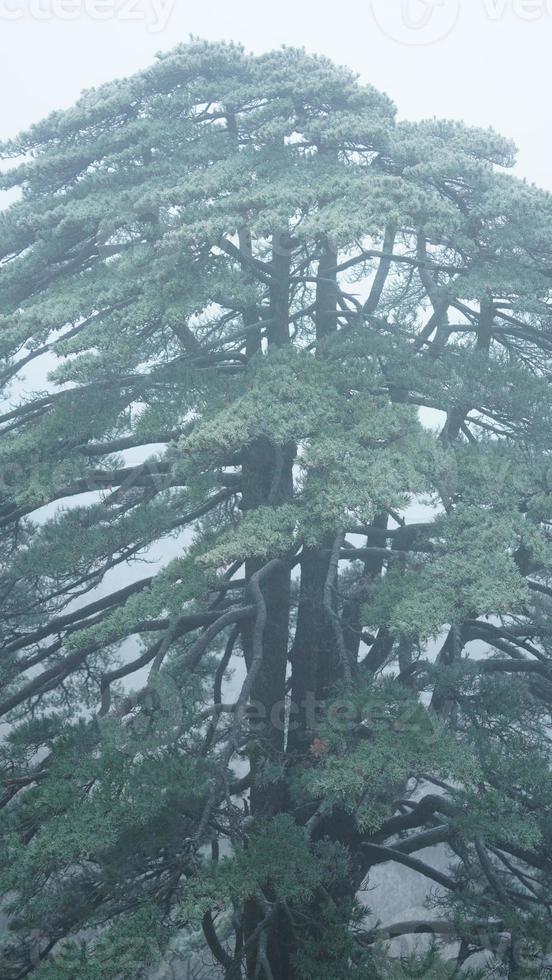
361 845 458 962
150 952 220 979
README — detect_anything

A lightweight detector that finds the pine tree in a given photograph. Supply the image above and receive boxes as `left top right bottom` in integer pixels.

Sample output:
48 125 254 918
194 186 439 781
2 39 552 979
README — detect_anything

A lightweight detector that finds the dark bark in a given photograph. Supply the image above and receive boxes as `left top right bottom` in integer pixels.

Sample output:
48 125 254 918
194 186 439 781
288 540 334 752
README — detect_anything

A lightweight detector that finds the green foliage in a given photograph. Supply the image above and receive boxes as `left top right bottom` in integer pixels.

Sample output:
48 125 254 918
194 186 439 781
183 348 341 453
32 907 169 980
298 681 480 832
364 503 528 637
179 814 323 928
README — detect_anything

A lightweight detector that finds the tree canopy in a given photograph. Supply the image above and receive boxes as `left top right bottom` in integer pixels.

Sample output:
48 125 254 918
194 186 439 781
2 39 552 979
